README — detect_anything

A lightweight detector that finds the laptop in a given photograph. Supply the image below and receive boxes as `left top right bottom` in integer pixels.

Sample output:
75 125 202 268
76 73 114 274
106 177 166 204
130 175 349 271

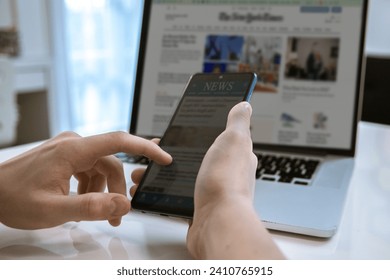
129 0 368 238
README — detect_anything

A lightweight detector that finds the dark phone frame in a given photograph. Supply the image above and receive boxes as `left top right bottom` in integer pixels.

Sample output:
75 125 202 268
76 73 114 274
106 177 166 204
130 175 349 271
131 72 257 218
130 0 368 158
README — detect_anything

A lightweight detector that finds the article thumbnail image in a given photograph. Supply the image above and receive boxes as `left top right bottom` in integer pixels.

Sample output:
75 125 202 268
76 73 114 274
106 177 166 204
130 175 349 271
285 37 339 81
204 35 244 61
241 36 282 93
203 35 282 94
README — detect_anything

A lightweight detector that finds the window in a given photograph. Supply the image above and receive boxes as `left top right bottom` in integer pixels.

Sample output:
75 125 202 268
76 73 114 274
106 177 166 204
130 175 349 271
53 0 142 135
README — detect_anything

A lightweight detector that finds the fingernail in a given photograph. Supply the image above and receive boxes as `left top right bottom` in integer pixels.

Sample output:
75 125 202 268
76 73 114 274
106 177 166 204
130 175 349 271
243 102 252 115
165 153 173 163
110 197 129 216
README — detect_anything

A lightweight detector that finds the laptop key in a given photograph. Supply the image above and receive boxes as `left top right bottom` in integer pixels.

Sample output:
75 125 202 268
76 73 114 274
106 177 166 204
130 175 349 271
294 181 309 186
278 176 293 183
261 176 276 182
255 152 320 184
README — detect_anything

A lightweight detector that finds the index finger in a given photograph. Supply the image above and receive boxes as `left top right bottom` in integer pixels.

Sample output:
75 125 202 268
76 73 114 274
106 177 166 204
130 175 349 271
74 132 172 165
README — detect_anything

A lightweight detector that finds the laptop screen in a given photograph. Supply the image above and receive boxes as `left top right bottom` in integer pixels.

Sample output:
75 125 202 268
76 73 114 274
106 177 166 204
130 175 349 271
131 0 367 155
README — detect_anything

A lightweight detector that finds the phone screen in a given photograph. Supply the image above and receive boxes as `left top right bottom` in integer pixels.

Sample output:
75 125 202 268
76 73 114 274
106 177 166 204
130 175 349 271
131 72 257 218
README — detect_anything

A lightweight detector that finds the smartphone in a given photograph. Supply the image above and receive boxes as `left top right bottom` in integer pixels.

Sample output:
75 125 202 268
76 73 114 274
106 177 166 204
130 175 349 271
131 72 257 218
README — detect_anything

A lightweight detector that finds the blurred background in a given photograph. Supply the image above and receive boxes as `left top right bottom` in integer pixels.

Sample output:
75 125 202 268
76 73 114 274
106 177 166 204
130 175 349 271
0 0 389 147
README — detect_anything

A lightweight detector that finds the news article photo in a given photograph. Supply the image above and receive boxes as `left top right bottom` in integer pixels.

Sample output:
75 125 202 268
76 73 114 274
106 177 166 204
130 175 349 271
285 37 339 82
203 35 282 94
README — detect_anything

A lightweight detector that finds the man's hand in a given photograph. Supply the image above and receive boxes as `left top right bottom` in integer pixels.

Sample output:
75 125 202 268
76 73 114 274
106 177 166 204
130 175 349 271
130 102 284 259
0 131 172 229
187 102 284 259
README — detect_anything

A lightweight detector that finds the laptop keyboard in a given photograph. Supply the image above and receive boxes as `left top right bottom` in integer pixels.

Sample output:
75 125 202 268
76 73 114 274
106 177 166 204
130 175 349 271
255 153 320 186
119 152 321 186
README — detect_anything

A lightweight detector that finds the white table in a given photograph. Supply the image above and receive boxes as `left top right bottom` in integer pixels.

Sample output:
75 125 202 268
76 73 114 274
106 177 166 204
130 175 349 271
1 121 390 259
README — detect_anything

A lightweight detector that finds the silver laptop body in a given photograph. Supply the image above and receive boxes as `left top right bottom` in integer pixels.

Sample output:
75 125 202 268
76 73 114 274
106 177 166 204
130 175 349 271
130 0 368 237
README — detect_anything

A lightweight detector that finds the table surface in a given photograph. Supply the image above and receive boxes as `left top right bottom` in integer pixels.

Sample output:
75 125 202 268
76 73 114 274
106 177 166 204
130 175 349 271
0 121 390 260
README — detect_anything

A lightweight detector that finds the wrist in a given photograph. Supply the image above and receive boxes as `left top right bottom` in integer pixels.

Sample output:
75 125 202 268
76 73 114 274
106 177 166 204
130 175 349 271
188 197 257 259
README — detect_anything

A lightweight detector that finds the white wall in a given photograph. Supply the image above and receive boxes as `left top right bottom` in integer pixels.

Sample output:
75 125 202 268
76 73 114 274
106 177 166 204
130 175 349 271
366 0 390 56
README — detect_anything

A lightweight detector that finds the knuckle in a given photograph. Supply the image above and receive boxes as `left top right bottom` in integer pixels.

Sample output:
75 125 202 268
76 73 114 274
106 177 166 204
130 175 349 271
250 153 258 168
223 129 251 145
54 137 78 156
112 156 124 169
107 156 124 176
57 131 80 138
81 195 108 220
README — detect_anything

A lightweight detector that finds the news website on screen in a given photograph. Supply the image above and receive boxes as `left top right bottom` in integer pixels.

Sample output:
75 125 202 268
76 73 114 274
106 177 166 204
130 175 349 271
136 0 364 149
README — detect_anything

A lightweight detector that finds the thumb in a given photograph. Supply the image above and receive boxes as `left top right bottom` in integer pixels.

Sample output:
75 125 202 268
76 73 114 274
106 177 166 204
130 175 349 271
56 193 130 226
226 101 252 132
